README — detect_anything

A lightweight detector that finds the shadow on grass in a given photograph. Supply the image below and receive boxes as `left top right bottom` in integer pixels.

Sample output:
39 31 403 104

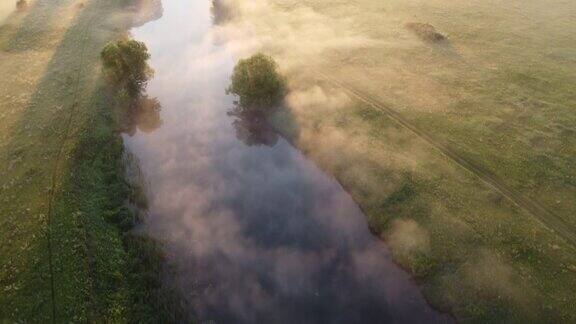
0 0 166 321
4 0 71 52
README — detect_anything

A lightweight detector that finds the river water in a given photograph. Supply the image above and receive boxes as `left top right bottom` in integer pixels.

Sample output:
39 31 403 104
125 0 450 322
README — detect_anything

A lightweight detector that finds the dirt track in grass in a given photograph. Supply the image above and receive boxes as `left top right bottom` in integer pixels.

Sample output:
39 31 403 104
313 68 576 248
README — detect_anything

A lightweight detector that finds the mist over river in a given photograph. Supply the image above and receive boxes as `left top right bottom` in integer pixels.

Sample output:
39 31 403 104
124 0 451 322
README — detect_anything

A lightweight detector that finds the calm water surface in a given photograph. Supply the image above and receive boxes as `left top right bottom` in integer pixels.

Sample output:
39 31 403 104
126 1 450 322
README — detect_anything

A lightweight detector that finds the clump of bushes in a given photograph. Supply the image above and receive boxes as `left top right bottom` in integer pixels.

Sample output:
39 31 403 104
227 53 287 116
101 39 153 98
16 0 28 11
405 22 447 43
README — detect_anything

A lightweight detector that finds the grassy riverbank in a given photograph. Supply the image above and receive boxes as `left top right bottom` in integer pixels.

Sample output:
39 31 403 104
0 0 175 321
272 80 576 321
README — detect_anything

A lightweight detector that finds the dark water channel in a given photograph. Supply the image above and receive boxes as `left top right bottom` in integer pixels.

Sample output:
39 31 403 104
125 1 451 323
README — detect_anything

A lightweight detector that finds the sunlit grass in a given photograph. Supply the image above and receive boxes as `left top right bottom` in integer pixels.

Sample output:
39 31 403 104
0 0 173 321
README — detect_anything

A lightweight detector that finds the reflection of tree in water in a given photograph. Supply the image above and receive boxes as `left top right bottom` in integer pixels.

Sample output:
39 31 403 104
228 107 279 147
123 96 163 136
210 0 234 25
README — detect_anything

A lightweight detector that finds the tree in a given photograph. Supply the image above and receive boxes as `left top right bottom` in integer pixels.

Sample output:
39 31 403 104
101 39 153 97
227 53 287 115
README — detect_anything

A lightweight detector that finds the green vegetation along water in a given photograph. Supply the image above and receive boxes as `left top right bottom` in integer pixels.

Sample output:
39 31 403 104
0 0 177 321
2 0 574 322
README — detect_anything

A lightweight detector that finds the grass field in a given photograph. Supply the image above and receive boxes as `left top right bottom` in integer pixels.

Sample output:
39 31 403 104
305 0 576 228
217 0 576 321
0 0 179 321
2 0 575 321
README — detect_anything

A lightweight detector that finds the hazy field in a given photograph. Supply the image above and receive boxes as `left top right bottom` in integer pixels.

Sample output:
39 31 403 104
215 0 576 321
2 0 575 321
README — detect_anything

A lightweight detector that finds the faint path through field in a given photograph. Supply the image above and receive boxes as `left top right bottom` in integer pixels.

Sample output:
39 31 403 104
44 8 98 322
313 68 576 248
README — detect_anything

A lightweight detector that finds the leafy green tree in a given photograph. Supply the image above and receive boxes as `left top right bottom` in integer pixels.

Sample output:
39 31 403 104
101 39 153 97
227 53 287 114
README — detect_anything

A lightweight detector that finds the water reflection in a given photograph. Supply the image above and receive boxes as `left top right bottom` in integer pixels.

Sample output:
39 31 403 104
227 108 279 147
211 0 234 25
123 95 163 136
126 0 451 323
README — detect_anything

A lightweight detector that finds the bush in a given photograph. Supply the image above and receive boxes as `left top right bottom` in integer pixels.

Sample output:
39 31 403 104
405 22 447 43
16 0 28 11
227 53 287 115
101 39 153 97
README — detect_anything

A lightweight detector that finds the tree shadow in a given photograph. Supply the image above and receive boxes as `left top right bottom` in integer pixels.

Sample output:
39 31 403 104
0 0 164 319
4 0 70 52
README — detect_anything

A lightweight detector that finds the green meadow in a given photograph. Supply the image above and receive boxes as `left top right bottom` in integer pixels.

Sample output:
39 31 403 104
0 0 179 321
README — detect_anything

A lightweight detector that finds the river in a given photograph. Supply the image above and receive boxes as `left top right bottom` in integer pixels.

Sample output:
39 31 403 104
125 0 450 322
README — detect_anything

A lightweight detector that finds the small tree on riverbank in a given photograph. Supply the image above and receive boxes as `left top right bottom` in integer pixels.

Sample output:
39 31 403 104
101 39 153 98
227 53 287 115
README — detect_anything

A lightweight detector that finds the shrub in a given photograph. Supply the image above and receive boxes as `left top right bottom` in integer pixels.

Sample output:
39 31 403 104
405 22 447 43
101 39 153 97
227 53 287 115
16 0 28 11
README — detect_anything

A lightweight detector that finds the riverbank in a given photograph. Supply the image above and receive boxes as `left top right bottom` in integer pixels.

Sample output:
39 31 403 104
0 0 176 321
268 71 576 323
